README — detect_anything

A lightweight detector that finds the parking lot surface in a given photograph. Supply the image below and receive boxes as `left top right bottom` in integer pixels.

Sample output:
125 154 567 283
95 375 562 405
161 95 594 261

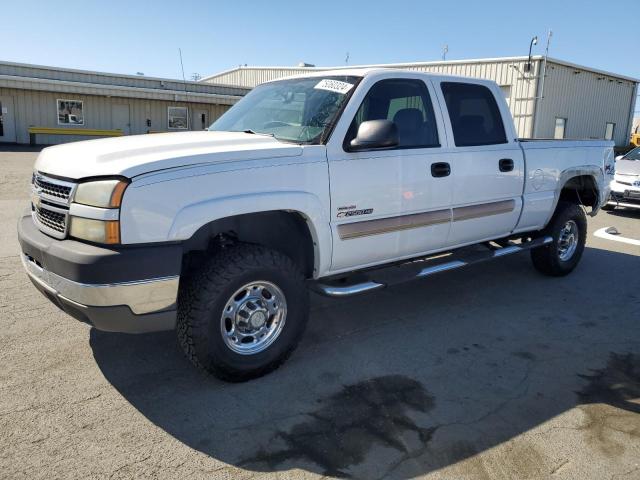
1 148 639 480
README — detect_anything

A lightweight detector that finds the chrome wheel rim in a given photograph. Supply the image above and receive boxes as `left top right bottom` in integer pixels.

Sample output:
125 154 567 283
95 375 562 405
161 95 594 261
558 220 579 261
220 281 287 355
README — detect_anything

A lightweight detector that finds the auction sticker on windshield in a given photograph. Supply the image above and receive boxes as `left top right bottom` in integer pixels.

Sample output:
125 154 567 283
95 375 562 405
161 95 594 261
314 79 354 95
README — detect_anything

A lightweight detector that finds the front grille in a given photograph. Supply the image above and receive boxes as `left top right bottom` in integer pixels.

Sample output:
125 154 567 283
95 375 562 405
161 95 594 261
34 176 72 201
34 206 66 233
31 173 76 239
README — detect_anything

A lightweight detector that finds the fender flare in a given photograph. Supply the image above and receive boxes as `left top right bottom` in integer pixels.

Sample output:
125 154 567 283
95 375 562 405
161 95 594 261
546 165 603 224
168 191 331 277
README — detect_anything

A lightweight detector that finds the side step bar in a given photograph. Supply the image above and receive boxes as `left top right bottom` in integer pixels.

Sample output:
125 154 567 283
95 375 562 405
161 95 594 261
311 236 553 298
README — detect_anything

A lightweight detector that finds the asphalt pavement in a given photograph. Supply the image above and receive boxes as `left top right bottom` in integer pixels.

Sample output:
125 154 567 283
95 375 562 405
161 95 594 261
1 148 639 480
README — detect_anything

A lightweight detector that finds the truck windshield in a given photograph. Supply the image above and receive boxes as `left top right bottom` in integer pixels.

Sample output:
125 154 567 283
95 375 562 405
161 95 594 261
209 76 360 144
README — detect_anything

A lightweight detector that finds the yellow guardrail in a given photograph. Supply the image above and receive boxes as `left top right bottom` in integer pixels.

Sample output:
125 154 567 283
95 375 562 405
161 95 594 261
28 127 123 145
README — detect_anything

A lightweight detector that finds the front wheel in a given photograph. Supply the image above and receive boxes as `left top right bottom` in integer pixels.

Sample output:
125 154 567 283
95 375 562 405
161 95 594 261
177 244 309 382
530 202 587 276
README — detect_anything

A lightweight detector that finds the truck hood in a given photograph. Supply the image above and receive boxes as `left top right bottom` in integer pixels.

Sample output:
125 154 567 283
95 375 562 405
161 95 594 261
34 131 303 179
616 159 640 176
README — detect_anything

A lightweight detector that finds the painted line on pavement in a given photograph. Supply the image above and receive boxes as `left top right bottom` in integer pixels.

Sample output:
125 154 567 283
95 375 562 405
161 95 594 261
593 227 640 246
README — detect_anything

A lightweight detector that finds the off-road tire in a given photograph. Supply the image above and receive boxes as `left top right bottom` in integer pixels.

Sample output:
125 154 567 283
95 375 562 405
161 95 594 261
530 201 587 276
177 243 309 382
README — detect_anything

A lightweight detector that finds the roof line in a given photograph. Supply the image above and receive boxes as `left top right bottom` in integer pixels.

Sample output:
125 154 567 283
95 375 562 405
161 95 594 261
202 55 639 84
0 74 243 104
0 59 249 89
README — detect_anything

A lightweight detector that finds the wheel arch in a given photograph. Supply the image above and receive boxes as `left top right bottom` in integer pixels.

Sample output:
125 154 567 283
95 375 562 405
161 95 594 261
171 191 330 278
546 167 603 224
182 210 318 278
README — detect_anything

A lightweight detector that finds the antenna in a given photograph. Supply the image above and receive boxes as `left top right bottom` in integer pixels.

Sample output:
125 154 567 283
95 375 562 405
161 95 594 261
442 44 448 61
178 48 187 92
544 29 553 57
345 52 350 65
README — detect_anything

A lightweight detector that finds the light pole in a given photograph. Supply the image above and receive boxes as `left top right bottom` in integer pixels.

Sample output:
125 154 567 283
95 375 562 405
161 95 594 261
526 36 538 72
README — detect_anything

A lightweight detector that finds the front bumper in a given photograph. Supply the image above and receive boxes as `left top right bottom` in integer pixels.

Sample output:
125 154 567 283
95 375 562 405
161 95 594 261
18 214 181 333
608 180 640 208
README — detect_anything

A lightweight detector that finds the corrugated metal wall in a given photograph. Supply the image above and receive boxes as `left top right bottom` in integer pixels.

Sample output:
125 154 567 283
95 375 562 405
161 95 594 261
203 59 541 138
534 61 637 145
206 68 314 89
203 59 638 145
0 87 231 144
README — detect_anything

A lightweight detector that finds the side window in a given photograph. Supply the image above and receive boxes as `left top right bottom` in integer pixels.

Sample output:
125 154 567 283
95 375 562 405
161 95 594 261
345 79 439 149
441 82 507 147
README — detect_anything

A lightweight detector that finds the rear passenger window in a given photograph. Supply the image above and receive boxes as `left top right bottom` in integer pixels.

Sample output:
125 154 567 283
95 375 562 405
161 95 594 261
441 82 507 147
345 79 439 149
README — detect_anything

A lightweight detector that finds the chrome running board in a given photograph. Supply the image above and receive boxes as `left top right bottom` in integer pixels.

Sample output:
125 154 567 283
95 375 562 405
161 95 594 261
311 236 553 298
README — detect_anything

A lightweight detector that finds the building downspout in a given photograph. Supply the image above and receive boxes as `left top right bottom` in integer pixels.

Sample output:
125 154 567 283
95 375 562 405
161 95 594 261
622 82 638 148
532 30 552 138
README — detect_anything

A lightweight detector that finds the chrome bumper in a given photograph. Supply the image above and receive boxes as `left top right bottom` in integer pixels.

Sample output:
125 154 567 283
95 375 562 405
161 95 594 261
21 254 179 315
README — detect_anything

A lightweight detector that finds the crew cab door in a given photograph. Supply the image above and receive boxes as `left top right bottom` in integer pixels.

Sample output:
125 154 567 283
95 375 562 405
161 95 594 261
326 74 452 272
433 80 524 246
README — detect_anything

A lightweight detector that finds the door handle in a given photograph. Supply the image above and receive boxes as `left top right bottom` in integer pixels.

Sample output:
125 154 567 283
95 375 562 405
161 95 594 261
499 158 514 172
431 162 451 178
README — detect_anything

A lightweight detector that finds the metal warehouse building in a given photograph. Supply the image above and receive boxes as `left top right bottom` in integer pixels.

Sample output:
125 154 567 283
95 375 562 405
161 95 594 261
202 56 638 147
0 61 249 145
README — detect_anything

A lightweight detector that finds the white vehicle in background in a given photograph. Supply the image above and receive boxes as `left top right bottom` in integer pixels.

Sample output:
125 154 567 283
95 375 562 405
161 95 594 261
18 68 614 381
605 146 640 210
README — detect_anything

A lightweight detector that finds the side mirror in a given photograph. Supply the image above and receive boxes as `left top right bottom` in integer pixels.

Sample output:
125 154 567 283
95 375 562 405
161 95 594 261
349 120 398 151
615 155 624 161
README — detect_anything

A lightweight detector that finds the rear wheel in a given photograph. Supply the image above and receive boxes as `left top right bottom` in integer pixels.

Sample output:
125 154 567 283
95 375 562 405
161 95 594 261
530 202 587 276
177 244 309 382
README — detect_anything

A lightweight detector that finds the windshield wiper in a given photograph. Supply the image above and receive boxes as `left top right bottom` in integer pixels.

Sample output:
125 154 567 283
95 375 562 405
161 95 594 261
241 129 274 137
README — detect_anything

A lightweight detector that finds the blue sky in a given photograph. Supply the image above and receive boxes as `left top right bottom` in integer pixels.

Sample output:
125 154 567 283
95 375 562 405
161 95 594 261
3 0 638 111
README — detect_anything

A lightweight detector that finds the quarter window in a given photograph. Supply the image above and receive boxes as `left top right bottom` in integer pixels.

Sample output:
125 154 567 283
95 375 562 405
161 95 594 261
554 117 567 139
345 79 439 149
441 82 507 147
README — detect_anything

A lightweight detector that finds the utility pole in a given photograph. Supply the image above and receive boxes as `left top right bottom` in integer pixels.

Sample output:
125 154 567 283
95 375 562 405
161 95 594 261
442 44 448 61
345 52 350 65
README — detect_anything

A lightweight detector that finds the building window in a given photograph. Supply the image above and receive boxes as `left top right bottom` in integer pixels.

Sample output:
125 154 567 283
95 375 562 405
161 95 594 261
554 117 567 139
604 122 615 141
57 99 84 125
168 107 188 129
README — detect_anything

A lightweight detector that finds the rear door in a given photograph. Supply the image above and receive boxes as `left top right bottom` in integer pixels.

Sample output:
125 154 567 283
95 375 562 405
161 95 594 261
326 73 452 272
433 80 524 246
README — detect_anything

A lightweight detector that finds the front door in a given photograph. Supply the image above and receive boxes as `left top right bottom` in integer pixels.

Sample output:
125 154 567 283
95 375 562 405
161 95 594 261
0 97 17 143
112 104 131 135
193 110 209 130
434 80 524 246
326 75 452 273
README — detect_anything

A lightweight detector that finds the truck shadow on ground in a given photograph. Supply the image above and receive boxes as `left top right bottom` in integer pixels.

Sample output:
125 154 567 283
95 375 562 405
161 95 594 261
90 247 640 479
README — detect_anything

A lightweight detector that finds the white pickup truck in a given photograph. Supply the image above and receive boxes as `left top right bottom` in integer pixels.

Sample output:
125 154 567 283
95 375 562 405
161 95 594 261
19 68 614 381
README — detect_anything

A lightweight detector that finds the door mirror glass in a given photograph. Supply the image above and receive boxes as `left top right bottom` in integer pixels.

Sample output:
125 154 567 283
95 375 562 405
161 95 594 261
349 120 399 151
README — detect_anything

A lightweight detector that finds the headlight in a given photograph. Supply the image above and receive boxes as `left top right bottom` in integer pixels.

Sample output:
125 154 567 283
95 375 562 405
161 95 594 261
69 178 128 244
69 217 120 244
74 179 128 208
